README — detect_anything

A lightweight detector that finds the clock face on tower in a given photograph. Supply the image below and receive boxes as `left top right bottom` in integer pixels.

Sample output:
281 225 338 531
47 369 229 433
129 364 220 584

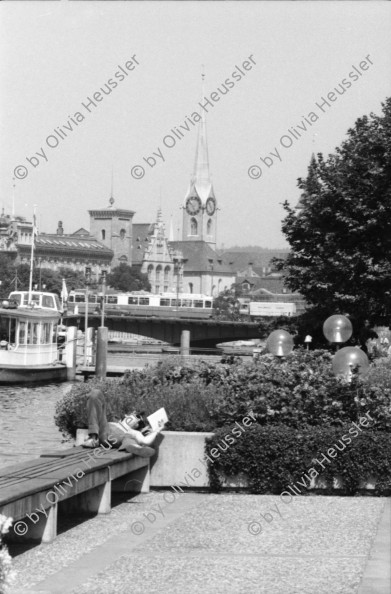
205 197 216 215
186 196 201 215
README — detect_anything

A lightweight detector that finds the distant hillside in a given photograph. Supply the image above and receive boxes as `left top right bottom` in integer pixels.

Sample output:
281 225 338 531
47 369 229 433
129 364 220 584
219 246 289 253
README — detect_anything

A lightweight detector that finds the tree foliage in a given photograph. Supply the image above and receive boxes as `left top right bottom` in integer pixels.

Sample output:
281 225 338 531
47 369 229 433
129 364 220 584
0 255 86 297
107 263 151 292
276 98 391 323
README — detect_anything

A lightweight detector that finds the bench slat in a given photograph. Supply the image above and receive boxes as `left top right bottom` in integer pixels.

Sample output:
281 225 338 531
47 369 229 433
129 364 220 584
0 452 148 509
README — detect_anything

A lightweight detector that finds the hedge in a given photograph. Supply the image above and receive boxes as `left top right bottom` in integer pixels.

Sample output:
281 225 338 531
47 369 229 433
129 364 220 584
55 349 391 440
206 423 391 495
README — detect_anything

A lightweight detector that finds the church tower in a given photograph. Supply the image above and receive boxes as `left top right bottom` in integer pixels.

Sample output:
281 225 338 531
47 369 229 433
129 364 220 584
89 195 134 267
182 72 217 248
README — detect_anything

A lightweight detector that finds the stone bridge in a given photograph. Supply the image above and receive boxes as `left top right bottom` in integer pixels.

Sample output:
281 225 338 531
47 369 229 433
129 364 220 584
64 314 261 347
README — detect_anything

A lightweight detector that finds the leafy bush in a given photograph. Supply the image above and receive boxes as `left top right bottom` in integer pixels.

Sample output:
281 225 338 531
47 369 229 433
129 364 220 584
206 424 391 495
55 350 391 440
0 515 15 593
55 366 223 439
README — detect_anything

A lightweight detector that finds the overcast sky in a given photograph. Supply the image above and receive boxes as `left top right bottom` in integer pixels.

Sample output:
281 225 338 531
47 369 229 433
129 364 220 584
1 1 391 249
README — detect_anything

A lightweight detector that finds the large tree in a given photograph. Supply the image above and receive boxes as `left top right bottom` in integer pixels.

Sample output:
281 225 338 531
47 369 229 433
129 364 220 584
0 258 87 297
107 264 151 292
0 254 18 296
277 97 391 324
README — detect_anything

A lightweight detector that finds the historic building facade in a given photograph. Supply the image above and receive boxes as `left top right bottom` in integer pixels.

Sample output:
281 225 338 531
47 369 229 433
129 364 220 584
0 209 113 280
132 210 183 294
88 197 134 266
18 222 113 279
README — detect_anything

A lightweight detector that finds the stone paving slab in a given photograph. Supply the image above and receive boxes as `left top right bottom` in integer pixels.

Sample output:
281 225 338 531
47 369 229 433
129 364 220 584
8 493 387 594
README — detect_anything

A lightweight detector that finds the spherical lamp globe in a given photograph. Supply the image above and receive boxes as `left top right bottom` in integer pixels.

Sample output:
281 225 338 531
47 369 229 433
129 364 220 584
323 315 353 344
332 346 370 379
266 329 294 357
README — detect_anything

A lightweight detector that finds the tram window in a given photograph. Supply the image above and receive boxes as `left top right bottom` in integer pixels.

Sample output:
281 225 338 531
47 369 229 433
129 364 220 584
205 301 212 308
170 299 178 307
68 295 75 303
194 300 203 308
75 294 86 303
160 298 170 306
128 297 138 305
139 298 149 305
181 299 192 307
106 296 118 304
19 321 26 344
89 295 97 304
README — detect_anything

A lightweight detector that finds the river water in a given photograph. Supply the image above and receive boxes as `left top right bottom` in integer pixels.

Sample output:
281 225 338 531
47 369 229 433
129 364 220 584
0 380 78 470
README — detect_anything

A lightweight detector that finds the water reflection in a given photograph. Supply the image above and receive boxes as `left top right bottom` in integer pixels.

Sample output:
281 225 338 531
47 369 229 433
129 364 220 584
0 381 78 469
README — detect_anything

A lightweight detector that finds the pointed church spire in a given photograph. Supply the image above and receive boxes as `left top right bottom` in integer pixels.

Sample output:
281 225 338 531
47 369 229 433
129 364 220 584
109 168 115 207
186 67 215 204
192 67 211 187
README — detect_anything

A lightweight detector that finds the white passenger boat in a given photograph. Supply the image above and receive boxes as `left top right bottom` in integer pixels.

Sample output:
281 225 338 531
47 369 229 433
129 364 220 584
0 291 68 384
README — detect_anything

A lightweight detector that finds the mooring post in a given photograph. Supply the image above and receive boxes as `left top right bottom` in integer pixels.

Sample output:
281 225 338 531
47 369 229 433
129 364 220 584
65 326 77 380
180 330 190 358
85 327 94 365
95 326 108 379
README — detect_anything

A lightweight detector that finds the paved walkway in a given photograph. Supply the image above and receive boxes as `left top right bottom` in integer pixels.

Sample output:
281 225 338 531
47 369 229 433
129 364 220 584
8 493 390 594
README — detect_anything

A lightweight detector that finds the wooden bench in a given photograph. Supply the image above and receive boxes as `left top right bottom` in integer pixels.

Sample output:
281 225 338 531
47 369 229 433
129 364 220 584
0 445 150 543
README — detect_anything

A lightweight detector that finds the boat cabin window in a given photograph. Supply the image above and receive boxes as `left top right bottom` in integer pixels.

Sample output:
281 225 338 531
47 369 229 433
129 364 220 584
0 316 17 345
27 322 39 344
19 321 26 344
42 295 54 309
41 322 51 344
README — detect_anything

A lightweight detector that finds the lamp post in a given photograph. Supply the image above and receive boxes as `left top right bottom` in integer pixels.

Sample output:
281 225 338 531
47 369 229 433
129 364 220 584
208 258 214 297
100 269 107 327
173 256 184 310
84 266 91 367
38 258 42 290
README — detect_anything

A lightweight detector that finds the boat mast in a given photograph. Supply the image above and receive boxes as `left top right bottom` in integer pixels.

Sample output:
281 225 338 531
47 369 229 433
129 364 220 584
28 207 37 303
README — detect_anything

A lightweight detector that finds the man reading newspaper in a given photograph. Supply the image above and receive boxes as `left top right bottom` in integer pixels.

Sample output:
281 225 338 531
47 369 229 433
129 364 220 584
83 388 166 457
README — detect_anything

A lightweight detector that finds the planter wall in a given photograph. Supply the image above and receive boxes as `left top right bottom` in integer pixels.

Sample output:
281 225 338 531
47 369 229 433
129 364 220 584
75 430 379 492
150 431 214 488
